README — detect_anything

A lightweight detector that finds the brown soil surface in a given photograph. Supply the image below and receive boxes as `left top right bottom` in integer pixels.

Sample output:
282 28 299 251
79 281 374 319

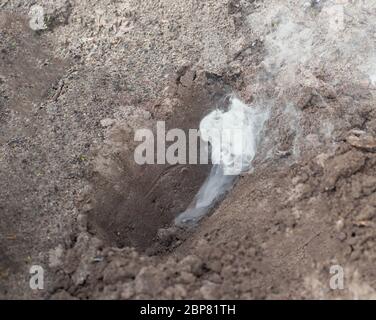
1 0 376 299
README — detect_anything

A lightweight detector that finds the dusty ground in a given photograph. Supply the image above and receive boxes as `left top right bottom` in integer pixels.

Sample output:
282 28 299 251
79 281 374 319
1 0 376 299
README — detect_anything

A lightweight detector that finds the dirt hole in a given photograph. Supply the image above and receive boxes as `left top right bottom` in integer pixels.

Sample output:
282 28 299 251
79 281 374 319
87 74 231 252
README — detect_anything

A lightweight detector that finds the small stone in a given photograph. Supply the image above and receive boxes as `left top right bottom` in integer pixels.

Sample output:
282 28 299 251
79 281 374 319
335 219 345 231
347 135 376 151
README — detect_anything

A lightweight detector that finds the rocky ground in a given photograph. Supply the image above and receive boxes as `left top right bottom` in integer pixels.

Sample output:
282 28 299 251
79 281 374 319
1 0 376 299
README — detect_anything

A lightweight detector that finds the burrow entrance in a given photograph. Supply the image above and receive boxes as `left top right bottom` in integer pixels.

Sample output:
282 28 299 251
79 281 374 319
87 72 232 251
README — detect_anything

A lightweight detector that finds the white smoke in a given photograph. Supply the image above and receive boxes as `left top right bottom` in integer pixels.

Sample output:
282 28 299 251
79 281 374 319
244 0 376 160
176 0 376 225
175 97 268 225
249 0 376 92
